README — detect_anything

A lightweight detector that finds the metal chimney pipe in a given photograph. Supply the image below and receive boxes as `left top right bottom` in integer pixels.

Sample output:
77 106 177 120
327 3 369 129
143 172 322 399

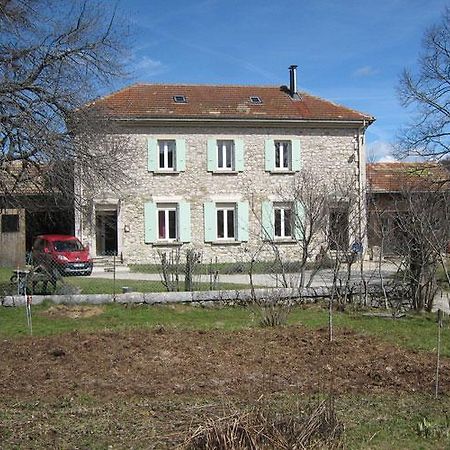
289 65 298 97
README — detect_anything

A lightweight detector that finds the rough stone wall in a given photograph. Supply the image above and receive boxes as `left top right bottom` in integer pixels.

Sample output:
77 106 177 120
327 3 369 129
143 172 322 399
79 125 366 264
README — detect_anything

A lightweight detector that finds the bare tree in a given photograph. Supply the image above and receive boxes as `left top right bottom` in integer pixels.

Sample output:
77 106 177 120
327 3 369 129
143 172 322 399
0 0 129 207
371 182 449 312
396 8 450 163
256 171 338 289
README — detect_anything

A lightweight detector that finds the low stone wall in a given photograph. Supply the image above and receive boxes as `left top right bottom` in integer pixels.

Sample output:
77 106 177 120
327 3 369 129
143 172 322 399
1 286 336 307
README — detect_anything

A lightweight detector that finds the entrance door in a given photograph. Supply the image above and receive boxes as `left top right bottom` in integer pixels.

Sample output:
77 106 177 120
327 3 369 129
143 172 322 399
95 210 118 256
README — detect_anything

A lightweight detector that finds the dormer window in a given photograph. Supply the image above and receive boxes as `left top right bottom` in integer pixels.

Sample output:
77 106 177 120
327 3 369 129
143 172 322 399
173 95 187 103
250 96 262 104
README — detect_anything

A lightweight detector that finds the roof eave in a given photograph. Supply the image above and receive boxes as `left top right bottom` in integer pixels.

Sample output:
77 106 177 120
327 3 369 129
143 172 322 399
110 115 375 129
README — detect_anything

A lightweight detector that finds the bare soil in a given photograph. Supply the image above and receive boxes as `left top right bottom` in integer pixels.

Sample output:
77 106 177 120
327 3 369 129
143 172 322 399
40 304 105 319
1 326 449 402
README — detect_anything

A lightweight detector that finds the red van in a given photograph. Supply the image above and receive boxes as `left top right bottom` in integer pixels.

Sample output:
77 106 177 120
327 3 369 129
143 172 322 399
32 234 93 276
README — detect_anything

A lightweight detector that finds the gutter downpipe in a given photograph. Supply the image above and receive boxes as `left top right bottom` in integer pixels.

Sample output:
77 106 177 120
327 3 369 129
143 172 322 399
357 119 367 304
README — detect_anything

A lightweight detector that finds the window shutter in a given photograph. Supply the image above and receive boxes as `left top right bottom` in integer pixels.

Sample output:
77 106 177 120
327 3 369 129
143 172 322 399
261 200 274 240
237 201 249 242
178 201 191 242
291 139 302 171
265 139 274 171
207 139 217 172
175 139 186 171
147 138 157 172
234 139 244 172
144 202 156 243
294 201 305 240
203 202 216 242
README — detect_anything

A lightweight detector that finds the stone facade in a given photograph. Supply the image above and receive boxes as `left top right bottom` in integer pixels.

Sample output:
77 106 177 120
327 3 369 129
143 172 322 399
77 123 367 264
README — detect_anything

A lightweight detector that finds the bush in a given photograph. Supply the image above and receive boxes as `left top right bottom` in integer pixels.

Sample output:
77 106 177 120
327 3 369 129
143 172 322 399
182 399 344 449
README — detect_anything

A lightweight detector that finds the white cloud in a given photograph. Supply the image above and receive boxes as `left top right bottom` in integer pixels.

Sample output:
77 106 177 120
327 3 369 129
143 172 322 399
133 56 165 75
353 65 378 77
367 140 397 162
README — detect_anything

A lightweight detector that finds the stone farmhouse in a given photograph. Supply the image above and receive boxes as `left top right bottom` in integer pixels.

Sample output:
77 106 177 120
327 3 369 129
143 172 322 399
76 66 374 264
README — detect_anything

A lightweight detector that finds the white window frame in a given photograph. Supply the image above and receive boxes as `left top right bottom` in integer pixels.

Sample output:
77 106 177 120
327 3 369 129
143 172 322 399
274 140 291 170
216 140 235 171
158 140 176 170
274 203 293 238
216 203 236 240
157 204 178 241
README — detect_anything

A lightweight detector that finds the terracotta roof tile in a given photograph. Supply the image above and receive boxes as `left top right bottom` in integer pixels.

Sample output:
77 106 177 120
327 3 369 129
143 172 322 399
367 162 450 192
91 84 374 123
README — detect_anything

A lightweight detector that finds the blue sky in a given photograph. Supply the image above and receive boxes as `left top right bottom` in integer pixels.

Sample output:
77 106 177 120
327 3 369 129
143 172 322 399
118 0 449 161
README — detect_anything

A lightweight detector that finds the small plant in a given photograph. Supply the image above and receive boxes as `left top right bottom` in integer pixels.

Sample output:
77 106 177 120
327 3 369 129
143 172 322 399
252 290 293 327
416 417 450 439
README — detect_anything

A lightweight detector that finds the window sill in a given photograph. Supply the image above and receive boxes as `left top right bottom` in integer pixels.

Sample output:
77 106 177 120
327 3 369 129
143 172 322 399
151 170 181 175
274 238 297 244
268 170 295 174
212 170 239 175
262 237 297 244
152 241 184 247
210 240 241 246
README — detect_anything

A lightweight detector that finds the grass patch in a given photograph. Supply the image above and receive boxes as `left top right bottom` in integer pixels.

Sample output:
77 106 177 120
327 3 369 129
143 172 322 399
129 259 331 275
0 267 13 283
339 394 450 449
0 303 253 337
62 277 252 294
0 394 448 449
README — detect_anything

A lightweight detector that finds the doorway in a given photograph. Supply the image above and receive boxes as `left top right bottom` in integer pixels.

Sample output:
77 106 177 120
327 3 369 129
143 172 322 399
95 210 118 256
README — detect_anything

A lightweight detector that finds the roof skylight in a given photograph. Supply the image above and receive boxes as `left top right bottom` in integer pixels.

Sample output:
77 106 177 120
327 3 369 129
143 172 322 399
173 95 187 103
250 96 263 104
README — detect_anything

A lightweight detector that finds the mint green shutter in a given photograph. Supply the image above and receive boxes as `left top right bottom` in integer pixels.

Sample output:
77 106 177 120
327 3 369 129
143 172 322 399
207 139 217 172
265 139 274 171
204 202 215 242
178 201 191 242
176 139 186 171
291 139 301 171
147 138 157 172
237 201 249 242
294 201 305 240
144 202 156 243
234 139 244 171
261 200 274 240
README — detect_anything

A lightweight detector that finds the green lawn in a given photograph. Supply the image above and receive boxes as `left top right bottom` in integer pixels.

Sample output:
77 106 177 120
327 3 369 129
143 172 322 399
64 277 252 294
129 259 328 275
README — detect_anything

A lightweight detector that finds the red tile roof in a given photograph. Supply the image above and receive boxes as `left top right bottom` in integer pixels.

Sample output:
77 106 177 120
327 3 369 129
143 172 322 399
91 84 374 123
367 162 450 193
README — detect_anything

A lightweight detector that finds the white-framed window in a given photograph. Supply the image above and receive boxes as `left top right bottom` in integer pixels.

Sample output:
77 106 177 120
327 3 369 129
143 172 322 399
208 138 244 173
216 203 236 239
274 141 291 170
157 204 177 240
217 140 234 170
274 203 292 238
158 140 176 170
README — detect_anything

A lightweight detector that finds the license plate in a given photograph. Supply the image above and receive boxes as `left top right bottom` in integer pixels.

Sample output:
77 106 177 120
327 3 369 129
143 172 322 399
73 263 84 268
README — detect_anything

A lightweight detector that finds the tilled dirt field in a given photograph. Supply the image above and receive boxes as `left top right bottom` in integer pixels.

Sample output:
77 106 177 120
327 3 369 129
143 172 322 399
1 326 449 401
1 326 450 448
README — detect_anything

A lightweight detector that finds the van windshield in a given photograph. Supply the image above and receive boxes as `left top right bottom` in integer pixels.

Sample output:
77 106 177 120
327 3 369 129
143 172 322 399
53 240 84 252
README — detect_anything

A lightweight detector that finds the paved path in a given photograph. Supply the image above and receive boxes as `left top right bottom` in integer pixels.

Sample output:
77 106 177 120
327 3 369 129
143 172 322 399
91 260 397 287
